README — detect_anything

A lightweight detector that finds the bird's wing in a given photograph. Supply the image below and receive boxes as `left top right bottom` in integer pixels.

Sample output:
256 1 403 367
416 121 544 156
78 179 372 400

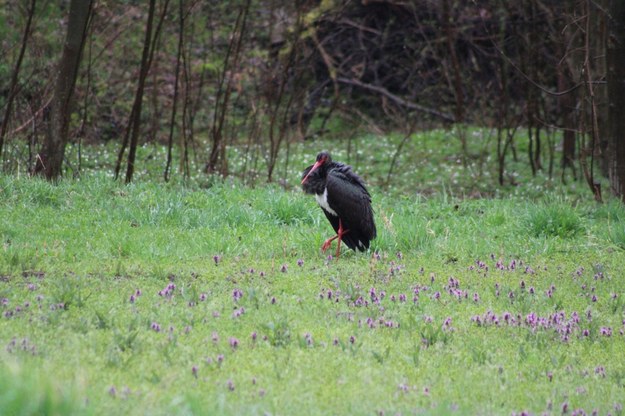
325 167 376 244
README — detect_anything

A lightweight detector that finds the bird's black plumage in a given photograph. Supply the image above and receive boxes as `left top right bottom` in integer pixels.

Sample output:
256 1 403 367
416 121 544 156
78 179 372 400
301 151 376 255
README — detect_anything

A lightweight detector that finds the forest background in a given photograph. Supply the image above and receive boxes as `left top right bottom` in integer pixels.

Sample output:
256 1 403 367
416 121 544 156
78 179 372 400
0 0 624 201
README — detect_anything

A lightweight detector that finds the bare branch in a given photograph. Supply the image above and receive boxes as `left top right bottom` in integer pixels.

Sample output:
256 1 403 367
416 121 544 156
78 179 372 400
336 77 455 122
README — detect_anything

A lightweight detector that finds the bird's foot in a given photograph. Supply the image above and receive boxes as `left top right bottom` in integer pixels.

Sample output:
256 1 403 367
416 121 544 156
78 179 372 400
321 235 338 252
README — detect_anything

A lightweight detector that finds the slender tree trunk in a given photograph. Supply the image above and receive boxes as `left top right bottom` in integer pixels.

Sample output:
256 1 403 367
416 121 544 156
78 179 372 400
580 0 602 202
115 0 169 183
0 0 36 161
34 0 93 179
164 0 185 182
606 0 625 201
442 0 467 166
115 0 156 182
558 65 576 182
206 0 250 176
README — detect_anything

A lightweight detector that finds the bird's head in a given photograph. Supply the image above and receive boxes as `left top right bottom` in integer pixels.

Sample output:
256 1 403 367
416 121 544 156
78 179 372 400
301 151 331 185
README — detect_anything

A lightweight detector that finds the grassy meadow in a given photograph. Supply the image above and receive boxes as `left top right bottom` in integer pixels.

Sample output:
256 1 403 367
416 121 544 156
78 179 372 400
1 132 625 415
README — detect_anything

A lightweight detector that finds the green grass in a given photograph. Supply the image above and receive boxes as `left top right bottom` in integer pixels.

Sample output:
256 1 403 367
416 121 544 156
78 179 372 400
1 164 625 414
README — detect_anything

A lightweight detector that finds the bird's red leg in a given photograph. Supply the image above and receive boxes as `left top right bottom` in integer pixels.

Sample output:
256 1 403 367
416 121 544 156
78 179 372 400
320 220 350 256
335 219 350 257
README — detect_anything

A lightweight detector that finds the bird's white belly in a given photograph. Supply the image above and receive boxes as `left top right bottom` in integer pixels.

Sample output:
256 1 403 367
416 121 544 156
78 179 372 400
315 189 338 216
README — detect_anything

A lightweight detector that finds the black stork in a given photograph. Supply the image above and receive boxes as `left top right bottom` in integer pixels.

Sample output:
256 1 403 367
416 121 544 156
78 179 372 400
301 151 376 257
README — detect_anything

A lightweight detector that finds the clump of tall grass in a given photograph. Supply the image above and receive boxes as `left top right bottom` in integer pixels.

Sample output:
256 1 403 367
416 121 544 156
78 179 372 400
0 362 87 415
525 201 583 238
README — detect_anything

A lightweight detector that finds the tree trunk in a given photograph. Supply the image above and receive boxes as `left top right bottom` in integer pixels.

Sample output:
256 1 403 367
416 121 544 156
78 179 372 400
115 0 169 183
164 0 185 182
607 0 625 201
558 66 576 181
34 0 93 179
0 0 36 161
115 0 157 182
206 0 250 176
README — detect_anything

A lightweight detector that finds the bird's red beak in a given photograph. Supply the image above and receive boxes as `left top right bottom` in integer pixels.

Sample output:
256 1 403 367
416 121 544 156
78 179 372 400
301 159 323 184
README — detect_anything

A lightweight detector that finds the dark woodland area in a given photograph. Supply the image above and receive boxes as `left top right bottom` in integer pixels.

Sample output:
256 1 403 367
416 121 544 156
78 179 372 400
0 0 624 201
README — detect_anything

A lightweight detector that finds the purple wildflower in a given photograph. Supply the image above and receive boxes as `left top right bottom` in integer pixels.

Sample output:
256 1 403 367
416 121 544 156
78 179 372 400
213 255 221 265
600 327 612 337
229 337 239 349
159 283 176 299
280 264 288 273
297 259 304 267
